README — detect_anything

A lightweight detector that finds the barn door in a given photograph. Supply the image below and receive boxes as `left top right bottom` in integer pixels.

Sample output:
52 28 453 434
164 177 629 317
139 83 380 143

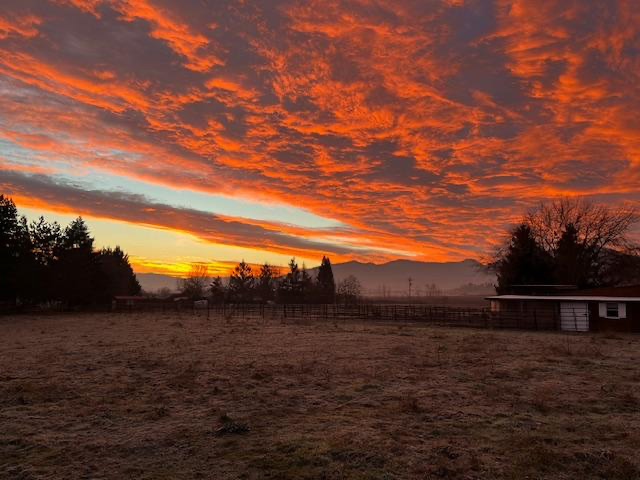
560 302 589 332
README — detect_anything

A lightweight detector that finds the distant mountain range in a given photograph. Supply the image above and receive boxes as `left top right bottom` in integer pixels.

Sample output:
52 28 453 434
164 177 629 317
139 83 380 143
307 259 495 296
136 273 183 293
136 259 495 296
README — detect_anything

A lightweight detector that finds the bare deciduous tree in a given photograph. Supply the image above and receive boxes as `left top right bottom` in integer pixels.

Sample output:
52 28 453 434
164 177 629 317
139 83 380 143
489 197 640 290
178 263 210 299
525 197 638 257
337 275 362 304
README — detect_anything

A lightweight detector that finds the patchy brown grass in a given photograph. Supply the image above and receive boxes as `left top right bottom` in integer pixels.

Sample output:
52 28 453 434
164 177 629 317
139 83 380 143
1 313 639 479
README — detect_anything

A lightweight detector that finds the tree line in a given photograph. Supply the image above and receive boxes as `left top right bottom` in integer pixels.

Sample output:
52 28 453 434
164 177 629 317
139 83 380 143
1 195 140 307
177 256 362 304
490 198 640 293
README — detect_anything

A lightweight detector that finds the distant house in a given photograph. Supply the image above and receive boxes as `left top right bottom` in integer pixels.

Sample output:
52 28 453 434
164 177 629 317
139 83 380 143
487 285 640 333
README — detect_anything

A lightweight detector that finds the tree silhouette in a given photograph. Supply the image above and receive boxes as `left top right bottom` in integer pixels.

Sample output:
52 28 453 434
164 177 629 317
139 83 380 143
56 217 99 306
490 199 640 292
277 258 303 303
300 263 313 301
179 264 210 299
96 247 141 301
316 256 336 303
491 224 553 294
526 198 639 287
30 217 63 267
62 217 94 251
29 217 63 301
0 195 146 308
337 275 362 304
228 260 255 302
0 195 32 302
209 276 226 303
257 263 278 302
553 223 587 287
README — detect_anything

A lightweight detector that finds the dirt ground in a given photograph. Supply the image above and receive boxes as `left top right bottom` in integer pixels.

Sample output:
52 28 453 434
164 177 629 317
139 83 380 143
1 313 639 479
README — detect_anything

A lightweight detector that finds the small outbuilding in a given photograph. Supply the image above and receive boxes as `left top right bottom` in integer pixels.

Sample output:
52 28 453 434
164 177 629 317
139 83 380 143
486 285 640 333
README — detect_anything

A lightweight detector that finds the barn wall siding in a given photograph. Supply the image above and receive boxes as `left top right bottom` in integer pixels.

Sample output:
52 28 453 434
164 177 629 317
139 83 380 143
586 302 639 332
493 298 640 333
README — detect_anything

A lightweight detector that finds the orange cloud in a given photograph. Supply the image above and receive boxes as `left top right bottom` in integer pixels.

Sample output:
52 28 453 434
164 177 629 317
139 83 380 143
1 0 638 267
114 0 223 72
0 14 41 39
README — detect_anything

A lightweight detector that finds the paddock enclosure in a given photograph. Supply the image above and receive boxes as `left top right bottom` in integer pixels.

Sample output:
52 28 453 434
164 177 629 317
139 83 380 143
111 301 572 331
1 312 639 479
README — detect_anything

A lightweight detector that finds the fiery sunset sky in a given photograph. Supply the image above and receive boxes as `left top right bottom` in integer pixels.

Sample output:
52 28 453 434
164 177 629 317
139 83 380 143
1 0 639 276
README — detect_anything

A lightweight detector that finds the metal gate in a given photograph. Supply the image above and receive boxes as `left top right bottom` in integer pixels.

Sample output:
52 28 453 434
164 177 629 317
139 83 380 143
560 302 589 332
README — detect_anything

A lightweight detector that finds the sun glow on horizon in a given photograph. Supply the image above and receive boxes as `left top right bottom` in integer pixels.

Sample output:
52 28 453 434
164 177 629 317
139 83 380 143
1 0 639 268
17 206 320 276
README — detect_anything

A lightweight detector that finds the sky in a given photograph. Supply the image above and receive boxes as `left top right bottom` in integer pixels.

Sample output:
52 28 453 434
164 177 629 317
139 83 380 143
1 0 639 276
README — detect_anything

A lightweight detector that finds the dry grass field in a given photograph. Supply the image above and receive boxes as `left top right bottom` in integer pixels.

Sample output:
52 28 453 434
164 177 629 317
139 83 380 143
1 312 640 479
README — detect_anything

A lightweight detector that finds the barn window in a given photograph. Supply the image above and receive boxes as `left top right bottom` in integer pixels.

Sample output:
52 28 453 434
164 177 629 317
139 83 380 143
599 302 626 319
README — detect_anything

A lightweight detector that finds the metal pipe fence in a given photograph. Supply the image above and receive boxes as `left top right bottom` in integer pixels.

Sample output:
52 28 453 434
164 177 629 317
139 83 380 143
110 301 561 330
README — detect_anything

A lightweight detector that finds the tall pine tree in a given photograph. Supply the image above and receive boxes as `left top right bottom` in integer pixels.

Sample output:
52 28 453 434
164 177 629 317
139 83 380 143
316 256 336 303
56 217 99 306
96 246 141 302
228 260 255 302
0 195 32 302
553 223 588 287
257 263 277 302
493 224 553 294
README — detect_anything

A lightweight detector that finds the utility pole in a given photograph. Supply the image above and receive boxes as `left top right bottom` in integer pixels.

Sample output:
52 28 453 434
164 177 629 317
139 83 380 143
408 277 413 299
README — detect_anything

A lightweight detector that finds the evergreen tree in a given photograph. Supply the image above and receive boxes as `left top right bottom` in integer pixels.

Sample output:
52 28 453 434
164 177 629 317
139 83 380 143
210 276 226 303
96 246 141 301
316 256 336 303
62 217 94 251
228 260 255 302
1 195 145 307
57 217 99 306
277 258 303 303
300 263 313 302
525 198 639 287
29 217 63 301
0 194 19 253
288 257 300 284
492 224 553 294
0 195 32 302
30 217 63 266
13 216 34 300
257 263 277 302
553 223 589 287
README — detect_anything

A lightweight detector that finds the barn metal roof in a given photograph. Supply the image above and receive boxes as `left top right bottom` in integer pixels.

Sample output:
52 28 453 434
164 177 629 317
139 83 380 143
486 295 640 302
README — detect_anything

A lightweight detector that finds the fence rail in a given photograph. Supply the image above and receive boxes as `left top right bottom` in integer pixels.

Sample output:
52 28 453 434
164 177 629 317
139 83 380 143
110 301 561 330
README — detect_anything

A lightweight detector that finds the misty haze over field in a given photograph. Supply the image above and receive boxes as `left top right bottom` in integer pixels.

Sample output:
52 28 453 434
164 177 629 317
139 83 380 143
137 259 495 295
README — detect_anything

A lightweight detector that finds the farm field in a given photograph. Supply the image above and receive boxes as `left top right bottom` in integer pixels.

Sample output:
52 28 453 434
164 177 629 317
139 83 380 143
1 313 640 479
